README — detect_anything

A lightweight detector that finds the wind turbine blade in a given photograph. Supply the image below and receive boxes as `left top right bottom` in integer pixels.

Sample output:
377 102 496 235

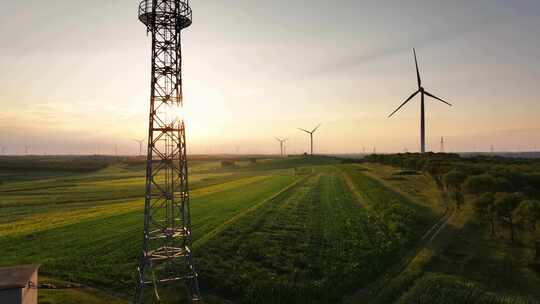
413 48 421 89
312 123 322 133
424 91 452 106
388 90 419 118
298 128 311 134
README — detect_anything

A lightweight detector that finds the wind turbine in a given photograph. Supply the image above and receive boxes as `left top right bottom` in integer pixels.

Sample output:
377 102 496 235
0 145 5 155
298 124 321 156
132 138 146 156
275 137 288 157
24 145 31 156
440 137 445 153
388 48 452 153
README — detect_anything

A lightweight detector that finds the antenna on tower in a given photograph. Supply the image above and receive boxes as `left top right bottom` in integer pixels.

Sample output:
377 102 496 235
135 1 201 303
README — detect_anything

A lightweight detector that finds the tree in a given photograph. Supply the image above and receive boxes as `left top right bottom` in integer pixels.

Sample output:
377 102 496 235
515 200 540 260
443 170 467 191
515 200 540 231
423 160 442 185
463 174 497 194
495 192 523 243
473 193 497 236
449 190 465 211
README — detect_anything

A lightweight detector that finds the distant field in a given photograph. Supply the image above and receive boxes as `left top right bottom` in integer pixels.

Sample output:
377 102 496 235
1 155 538 303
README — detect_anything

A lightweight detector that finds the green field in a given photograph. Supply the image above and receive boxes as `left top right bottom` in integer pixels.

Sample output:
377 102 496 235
1 155 539 303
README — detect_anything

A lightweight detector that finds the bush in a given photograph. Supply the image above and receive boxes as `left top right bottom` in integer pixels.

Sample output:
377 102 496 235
443 170 466 191
463 174 497 194
221 160 236 168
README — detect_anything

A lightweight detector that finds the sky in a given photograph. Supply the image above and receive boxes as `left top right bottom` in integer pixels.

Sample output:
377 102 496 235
1 0 540 155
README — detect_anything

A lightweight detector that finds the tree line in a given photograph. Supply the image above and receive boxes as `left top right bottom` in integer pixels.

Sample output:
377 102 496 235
364 152 540 261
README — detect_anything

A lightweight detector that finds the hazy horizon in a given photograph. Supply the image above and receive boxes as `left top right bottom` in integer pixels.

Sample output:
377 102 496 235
1 0 540 155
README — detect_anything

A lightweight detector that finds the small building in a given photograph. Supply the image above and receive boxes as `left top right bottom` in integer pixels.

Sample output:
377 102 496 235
0 265 39 304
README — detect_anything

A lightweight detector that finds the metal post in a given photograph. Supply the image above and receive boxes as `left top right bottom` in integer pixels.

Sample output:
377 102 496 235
310 133 313 155
420 91 425 153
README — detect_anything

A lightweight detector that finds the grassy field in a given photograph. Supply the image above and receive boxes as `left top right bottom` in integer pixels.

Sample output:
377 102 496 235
1 155 538 303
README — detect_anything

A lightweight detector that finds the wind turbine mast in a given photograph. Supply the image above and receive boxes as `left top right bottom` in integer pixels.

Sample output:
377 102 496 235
388 48 452 153
275 137 288 157
132 138 145 156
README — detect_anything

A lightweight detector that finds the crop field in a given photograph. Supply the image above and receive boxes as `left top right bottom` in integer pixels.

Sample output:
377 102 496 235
1 155 538 303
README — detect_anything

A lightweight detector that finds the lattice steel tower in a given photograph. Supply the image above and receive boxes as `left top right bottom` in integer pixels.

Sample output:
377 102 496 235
135 0 201 303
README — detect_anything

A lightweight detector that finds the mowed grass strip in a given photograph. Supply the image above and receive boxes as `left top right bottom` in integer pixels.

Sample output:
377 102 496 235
339 164 436 228
0 167 252 209
0 175 269 232
197 167 380 303
193 174 305 249
358 163 446 215
0 198 143 237
0 173 297 294
0 174 273 237
191 174 298 246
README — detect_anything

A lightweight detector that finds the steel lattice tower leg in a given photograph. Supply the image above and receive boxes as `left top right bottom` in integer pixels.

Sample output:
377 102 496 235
135 0 201 303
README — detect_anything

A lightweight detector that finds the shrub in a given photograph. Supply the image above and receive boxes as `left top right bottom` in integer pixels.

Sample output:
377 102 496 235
463 174 497 194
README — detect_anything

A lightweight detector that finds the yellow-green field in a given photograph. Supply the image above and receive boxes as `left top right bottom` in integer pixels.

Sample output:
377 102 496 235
1 156 538 303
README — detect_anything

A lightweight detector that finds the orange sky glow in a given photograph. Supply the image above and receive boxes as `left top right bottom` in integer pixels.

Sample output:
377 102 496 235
1 0 540 155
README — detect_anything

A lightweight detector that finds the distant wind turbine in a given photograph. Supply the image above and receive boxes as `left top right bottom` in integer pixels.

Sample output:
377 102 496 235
275 137 288 157
440 137 445 153
298 124 321 156
0 145 5 155
388 48 452 153
132 138 146 156
24 145 31 156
